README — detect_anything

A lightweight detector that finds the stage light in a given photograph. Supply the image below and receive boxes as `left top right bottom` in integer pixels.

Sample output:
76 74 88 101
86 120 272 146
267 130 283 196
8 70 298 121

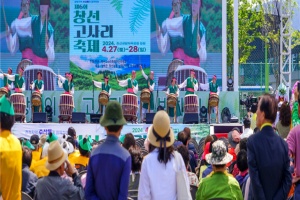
157 105 164 111
227 78 234 91
199 106 207 123
45 105 53 122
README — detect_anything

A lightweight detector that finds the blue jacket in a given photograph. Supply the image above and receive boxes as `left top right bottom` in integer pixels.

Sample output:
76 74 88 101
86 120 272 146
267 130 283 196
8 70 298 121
85 135 131 200
247 125 292 200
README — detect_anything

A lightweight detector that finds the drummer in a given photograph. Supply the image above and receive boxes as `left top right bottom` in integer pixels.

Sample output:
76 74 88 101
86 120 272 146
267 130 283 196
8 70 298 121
140 65 155 121
0 68 14 96
93 76 111 114
118 70 138 95
178 69 198 95
58 73 74 95
209 75 220 95
5 67 26 93
30 71 44 112
166 77 182 122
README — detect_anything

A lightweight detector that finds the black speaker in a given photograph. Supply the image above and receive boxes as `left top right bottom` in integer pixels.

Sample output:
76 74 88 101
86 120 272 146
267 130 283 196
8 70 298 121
183 113 199 124
90 114 102 124
146 113 155 124
33 112 48 123
72 112 86 123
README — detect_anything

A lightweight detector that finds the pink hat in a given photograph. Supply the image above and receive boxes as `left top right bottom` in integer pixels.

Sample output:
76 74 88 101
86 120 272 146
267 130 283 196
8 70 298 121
190 69 195 75
172 77 177 81
150 71 154 75
212 75 217 79
132 70 136 75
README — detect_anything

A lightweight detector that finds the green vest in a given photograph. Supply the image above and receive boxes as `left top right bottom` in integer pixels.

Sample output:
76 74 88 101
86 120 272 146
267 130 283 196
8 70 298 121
169 85 178 94
147 79 154 90
187 77 197 89
169 36 184 52
34 79 44 90
182 15 206 58
3 76 12 87
101 83 110 93
14 74 25 89
63 80 74 92
19 36 33 52
127 78 138 88
209 82 218 93
31 15 54 58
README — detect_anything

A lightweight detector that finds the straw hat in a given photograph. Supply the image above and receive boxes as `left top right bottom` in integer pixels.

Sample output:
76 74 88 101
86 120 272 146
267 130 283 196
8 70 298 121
45 141 68 171
205 140 233 165
147 111 175 148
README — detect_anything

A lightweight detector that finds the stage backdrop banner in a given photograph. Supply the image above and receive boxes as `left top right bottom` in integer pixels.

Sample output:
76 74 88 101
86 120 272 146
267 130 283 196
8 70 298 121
70 0 151 91
22 91 240 123
12 123 210 142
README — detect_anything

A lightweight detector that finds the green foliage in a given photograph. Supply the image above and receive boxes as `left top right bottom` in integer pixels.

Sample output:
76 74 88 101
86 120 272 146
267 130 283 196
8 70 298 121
109 0 123 17
70 61 149 91
29 0 69 53
129 0 150 34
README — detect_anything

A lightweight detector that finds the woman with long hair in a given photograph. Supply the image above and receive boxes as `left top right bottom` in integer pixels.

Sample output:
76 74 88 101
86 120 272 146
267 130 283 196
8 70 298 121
276 101 291 138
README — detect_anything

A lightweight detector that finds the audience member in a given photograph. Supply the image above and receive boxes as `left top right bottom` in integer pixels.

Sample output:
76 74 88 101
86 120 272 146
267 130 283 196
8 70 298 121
235 150 249 188
34 141 84 199
287 125 300 199
198 142 211 180
247 94 292 199
241 118 253 139
228 128 241 148
253 127 259 134
22 146 38 198
202 141 216 179
276 101 291 138
232 138 248 177
85 101 131 199
0 96 22 200
30 134 42 161
183 127 197 156
68 126 78 148
250 104 257 130
138 111 191 200
196 140 243 199
128 145 143 196
178 131 197 173
123 133 136 150
177 145 199 187
69 135 92 169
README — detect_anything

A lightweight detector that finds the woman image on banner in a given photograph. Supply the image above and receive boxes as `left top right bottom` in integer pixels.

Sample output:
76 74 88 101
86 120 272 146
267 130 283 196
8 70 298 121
166 77 182 122
93 76 111 114
30 71 44 112
178 69 198 95
118 70 138 95
31 0 55 66
0 68 14 96
140 65 155 121
6 0 34 61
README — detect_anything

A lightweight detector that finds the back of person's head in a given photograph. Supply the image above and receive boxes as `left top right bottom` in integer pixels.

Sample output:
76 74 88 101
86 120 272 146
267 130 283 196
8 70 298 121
128 145 143 173
123 133 136 150
22 146 33 167
67 127 76 138
183 127 191 140
177 131 188 145
251 104 257 113
279 101 291 127
239 138 248 151
211 134 218 141
0 97 15 131
243 118 251 129
258 94 277 123
79 136 92 157
237 150 248 172
66 136 76 149
204 135 213 146
176 145 190 168
253 127 259 134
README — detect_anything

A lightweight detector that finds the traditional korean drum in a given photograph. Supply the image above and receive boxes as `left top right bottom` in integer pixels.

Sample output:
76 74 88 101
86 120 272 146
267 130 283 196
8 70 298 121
98 91 109 105
184 94 199 113
10 93 26 117
59 94 74 117
209 93 219 107
167 94 177 108
122 94 138 121
0 87 8 97
31 92 42 107
140 89 150 103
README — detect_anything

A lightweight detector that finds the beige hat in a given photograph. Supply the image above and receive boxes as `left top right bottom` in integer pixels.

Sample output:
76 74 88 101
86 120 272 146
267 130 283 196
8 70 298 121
147 111 175 148
45 141 68 171
38 134 47 147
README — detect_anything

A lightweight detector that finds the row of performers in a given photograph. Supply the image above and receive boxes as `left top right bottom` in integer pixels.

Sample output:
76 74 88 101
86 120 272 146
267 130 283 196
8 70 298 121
0 67 220 121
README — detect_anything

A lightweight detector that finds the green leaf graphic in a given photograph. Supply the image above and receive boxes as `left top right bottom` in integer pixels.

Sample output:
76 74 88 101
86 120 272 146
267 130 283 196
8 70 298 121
110 0 123 17
129 0 150 34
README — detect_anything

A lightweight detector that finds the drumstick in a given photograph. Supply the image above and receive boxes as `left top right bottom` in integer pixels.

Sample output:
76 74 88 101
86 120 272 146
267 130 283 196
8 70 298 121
1 0 8 30
115 71 119 81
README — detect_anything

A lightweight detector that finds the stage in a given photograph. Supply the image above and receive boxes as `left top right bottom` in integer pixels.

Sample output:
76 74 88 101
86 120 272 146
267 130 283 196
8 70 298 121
12 122 244 142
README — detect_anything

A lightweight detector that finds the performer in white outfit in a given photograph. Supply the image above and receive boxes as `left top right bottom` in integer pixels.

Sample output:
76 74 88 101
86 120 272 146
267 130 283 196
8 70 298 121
140 66 155 121
118 70 138 95
57 73 74 95
178 69 199 95
93 76 111 114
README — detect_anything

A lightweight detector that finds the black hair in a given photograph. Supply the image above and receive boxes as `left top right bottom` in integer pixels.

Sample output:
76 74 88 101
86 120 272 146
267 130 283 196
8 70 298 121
123 133 136 150
279 101 291 127
106 125 123 132
183 127 191 140
176 145 190 168
211 135 218 141
243 118 251 129
251 104 257 113
214 164 226 169
0 112 15 131
158 145 174 164
239 138 248 152
128 145 143 172
177 131 188 145
258 94 277 123
253 127 260 134
67 127 76 138
22 146 32 167
237 150 248 172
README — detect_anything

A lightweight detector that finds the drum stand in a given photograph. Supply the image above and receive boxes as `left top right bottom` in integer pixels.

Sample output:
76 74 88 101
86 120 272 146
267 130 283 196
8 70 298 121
208 105 219 124
139 99 150 123
167 106 177 123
